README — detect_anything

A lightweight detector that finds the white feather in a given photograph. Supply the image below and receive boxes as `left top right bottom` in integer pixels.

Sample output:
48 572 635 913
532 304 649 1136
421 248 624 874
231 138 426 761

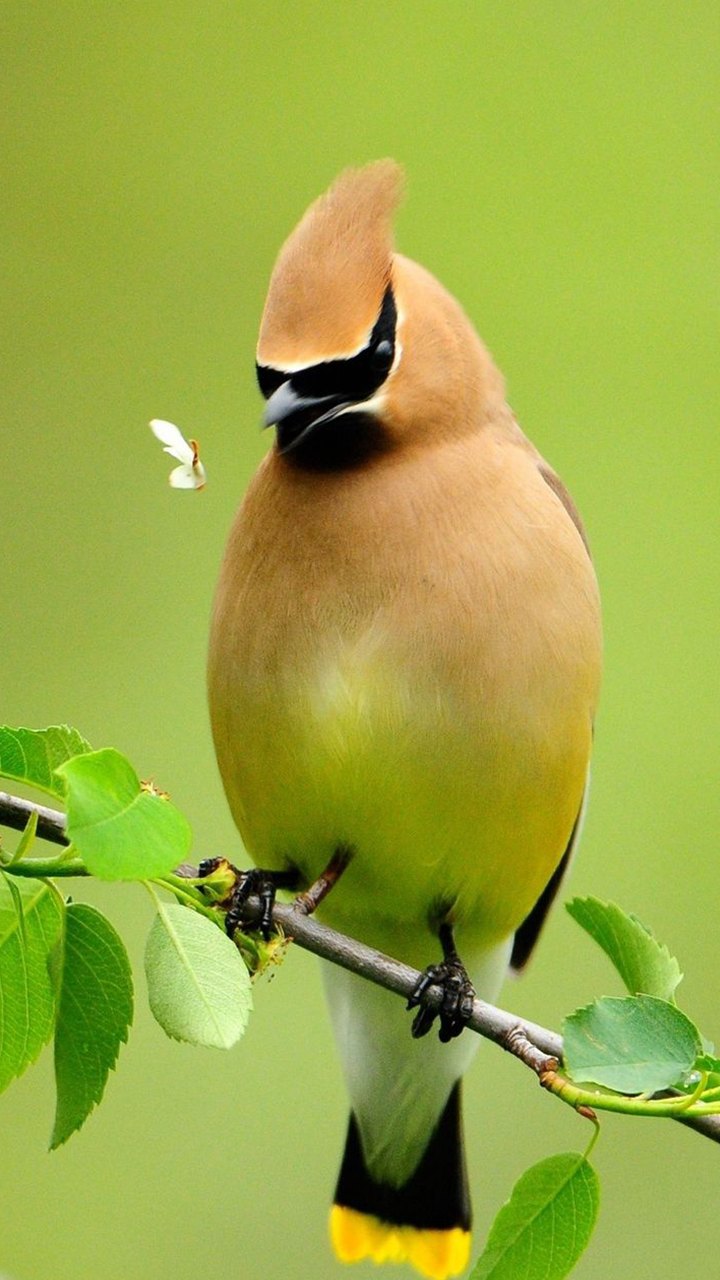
322 934 512 1187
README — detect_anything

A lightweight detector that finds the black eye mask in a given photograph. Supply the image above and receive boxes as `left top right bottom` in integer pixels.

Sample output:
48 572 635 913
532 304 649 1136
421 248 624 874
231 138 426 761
256 285 397 404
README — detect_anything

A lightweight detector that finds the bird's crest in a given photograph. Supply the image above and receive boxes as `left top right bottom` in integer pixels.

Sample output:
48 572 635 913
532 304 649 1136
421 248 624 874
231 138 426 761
258 160 404 369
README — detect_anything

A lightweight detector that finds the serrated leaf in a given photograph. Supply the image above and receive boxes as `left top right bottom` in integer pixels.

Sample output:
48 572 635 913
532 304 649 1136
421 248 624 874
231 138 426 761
0 725 91 799
56 749 191 880
0 875 65 1093
144 904 252 1048
471 1153 599 1280
566 896 682 1001
563 994 702 1093
51 904 134 1148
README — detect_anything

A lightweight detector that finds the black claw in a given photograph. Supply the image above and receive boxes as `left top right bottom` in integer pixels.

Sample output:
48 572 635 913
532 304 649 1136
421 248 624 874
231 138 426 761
224 868 281 941
406 966 439 1010
197 856 223 879
407 956 475 1042
196 860 300 941
410 1002 437 1040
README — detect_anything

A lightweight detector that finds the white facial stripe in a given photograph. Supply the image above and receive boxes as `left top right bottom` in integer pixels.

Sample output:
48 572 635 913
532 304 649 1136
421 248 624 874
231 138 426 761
333 391 387 420
257 331 375 373
257 301 405 374
257 339 403 386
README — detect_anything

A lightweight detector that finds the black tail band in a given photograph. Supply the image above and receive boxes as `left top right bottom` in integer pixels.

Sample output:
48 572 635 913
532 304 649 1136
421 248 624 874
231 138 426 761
333 1080 471 1232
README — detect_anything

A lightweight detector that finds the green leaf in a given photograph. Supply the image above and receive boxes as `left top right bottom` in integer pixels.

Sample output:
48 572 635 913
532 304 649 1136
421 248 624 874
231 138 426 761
0 875 65 1093
563 994 702 1093
670 1052 720 1097
470 1153 599 1280
566 896 682 1001
693 1051 720 1075
0 725 91 799
144 904 252 1048
2 870 28 948
7 809 39 867
56 749 191 880
51 903 134 1148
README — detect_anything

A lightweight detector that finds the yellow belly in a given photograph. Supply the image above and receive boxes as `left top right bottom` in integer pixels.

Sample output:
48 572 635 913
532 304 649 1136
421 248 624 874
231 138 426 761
210 610 591 951
208 442 601 958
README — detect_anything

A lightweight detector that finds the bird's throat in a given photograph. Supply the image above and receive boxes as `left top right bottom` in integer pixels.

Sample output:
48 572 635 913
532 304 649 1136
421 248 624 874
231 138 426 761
276 410 391 472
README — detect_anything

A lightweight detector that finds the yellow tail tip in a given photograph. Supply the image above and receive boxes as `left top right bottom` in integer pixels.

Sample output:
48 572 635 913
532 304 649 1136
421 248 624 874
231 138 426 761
330 1205 470 1280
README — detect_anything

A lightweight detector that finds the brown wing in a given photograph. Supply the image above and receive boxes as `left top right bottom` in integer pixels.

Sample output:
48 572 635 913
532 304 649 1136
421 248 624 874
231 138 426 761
537 462 591 556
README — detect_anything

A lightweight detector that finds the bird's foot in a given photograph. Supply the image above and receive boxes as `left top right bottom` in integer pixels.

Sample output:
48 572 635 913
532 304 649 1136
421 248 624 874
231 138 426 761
197 857 299 940
407 956 476 1043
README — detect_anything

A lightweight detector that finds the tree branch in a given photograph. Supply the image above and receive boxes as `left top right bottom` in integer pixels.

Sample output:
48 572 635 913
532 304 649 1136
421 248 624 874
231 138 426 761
0 791 69 846
1 788 718 1145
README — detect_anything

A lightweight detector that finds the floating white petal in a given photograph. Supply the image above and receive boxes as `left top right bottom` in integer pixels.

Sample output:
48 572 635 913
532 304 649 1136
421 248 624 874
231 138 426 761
169 460 207 489
149 419 206 489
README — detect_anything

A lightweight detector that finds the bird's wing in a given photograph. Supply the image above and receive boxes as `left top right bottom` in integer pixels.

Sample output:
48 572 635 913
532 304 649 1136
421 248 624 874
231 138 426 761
509 772 590 972
537 461 591 555
506 459 594 972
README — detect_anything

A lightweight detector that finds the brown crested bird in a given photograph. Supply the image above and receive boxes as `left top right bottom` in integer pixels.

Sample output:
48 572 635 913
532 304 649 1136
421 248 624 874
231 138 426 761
208 161 602 1280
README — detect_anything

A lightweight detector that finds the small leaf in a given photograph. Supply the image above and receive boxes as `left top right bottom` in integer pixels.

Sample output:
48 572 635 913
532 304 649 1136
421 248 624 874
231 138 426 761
51 904 134 1148
144 904 252 1048
7 809 39 866
566 897 682 1001
470 1153 599 1280
0 725 92 799
56 749 191 880
0 875 65 1093
563 994 702 1094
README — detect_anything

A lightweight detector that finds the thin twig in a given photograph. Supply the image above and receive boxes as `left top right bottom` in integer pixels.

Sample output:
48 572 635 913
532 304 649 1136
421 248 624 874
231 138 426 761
1 788 718 1145
0 792 69 846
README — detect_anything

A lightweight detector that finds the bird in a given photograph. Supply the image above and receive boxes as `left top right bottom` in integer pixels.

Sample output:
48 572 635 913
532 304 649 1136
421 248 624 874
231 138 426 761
207 160 602 1280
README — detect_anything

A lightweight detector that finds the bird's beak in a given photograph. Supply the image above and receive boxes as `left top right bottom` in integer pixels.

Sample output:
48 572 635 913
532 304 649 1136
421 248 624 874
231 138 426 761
263 379 353 454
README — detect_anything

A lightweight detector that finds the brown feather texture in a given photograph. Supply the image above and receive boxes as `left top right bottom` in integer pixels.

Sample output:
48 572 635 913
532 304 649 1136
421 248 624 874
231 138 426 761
209 160 602 1280
257 159 404 366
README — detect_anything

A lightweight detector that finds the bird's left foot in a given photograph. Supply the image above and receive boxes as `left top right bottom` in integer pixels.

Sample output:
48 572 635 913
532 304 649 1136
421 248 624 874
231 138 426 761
406 924 475 1042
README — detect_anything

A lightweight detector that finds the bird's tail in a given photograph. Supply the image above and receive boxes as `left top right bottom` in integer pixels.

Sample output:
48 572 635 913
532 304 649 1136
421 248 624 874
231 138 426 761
329 1081 471 1280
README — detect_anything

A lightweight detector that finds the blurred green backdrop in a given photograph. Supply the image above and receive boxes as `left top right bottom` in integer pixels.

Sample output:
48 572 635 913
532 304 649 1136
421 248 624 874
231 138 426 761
2 3 718 1278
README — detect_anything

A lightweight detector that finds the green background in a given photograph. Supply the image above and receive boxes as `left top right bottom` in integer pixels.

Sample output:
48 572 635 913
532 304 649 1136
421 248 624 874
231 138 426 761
3 3 718 1278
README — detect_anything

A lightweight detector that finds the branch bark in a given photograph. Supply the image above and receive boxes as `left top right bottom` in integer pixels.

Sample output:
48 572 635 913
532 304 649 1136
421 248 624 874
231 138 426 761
1 789 718 1145
0 791 69 846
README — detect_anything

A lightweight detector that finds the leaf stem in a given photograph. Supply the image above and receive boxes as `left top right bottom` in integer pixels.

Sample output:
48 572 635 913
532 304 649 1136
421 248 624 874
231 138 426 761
2 856 89 877
149 874 220 922
540 1069 720 1119
583 1113 602 1159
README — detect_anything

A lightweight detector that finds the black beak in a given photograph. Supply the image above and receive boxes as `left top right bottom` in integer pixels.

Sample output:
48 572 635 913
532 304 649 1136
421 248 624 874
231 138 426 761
263 379 352 454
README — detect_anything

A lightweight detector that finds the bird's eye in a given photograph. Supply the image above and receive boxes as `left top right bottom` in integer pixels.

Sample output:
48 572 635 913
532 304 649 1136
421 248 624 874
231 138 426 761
371 339 394 373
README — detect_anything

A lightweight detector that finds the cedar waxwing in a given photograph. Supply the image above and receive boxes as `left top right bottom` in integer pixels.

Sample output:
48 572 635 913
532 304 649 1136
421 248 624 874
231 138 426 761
207 161 602 1280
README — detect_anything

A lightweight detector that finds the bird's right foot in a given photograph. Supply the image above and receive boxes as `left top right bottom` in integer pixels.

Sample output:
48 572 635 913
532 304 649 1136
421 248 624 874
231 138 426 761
406 921 476 1043
197 857 300 940
407 956 476 1043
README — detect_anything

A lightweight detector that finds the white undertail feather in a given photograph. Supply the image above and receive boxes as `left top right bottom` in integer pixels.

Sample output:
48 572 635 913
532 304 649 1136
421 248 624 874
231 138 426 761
323 937 512 1187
